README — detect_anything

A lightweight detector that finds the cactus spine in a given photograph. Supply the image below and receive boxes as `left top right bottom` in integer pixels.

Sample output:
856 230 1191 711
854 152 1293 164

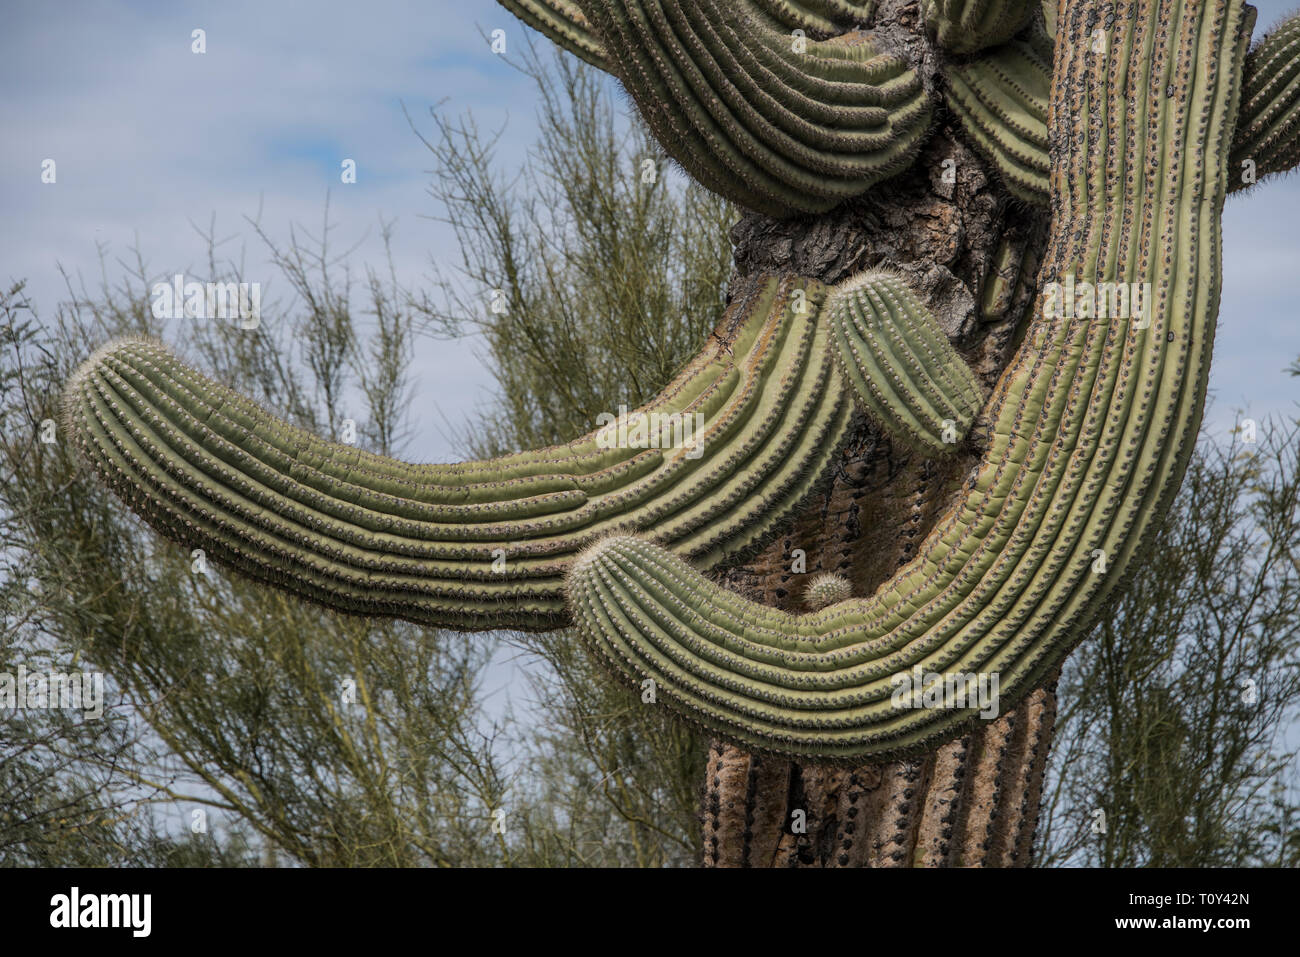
565 0 1251 760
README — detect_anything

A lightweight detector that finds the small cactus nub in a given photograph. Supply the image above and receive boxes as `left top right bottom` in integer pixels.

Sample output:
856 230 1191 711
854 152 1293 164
805 572 852 609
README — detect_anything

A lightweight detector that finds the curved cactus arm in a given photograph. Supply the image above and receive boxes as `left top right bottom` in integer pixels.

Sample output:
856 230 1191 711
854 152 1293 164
497 0 610 70
62 275 855 632
751 0 877 35
565 0 1250 761
944 28 1052 205
1232 12 1300 185
922 0 1036 56
575 0 932 216
497 0 878 63
827 269 984 454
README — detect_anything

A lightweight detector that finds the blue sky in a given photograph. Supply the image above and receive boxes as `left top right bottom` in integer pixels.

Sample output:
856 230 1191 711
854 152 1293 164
2 0 550 460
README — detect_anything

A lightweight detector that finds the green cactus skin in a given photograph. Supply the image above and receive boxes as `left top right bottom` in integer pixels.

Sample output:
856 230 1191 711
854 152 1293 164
980 227 1044 322
950 9 1297 205
804 572 852 609
944 28 1053 205
495 0 878 68
750 0 877 35
564 0 1251 761
498 0 610 70
1232 14 1300 185
576 0 932 216
922 0 1036 55
826 269 984 454
62 275 856 632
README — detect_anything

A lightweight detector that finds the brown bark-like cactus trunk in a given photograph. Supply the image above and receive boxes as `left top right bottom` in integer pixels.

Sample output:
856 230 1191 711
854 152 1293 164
701 688 1058 867
704 118 1057 866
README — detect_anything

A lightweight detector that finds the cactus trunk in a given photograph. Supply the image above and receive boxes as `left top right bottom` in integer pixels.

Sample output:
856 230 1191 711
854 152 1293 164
689 0 1247 858
697 97 1051 857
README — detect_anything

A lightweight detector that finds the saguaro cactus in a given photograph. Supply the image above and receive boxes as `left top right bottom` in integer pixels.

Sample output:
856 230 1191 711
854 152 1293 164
64 0 1300 865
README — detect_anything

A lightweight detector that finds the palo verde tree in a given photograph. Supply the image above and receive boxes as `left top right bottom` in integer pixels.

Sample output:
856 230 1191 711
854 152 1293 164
3 232 512 867
58 0 1300 866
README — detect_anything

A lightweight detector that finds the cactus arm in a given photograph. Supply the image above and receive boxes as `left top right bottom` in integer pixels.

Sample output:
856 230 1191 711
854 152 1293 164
1232 13 1300 184
981 227 1044 322
943 29 1053 205
497 0 878 59
804 572 853 609
63 275 856 632
751 1 877 35
566 0 1250 761
951 9 1300 203
502 0 1300 211
575 0 932 216
827 269 985 454
496 0 611 70
922 0 1036 56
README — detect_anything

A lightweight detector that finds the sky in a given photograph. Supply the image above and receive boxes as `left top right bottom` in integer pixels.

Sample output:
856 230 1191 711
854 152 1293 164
3 0 1300 778
2 0 552 461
